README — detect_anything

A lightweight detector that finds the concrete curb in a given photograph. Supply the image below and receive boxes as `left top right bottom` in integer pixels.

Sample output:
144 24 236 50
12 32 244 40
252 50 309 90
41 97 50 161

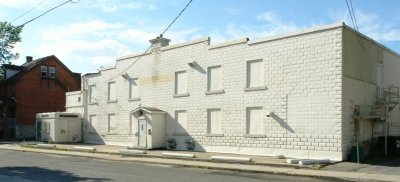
211 156 252 163
162 152 196 158
1 146 398 182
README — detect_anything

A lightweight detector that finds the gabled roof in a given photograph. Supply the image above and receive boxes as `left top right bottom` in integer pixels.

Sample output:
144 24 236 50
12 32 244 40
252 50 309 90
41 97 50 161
130 107 166 115
1 55 80 83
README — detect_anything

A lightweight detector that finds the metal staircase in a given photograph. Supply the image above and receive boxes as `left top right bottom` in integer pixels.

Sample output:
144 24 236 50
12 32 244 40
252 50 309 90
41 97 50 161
372 86 399 119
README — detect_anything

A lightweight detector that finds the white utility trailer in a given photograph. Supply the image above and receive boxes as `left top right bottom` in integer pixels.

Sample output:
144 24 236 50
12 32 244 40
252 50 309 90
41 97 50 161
36 112 82 143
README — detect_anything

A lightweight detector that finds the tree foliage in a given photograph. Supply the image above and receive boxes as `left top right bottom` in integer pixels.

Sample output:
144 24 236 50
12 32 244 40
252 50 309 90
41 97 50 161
0 21 23 64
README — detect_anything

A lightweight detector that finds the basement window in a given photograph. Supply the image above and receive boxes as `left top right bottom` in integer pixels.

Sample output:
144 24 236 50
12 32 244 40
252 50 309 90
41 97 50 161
41 66 47 78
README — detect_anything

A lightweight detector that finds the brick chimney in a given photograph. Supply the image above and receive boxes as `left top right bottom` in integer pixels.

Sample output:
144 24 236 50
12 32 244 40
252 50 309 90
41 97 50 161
26 56 33 63
149 35 170 52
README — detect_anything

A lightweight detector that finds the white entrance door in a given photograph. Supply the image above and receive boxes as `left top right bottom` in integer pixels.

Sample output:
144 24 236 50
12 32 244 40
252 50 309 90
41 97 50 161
138 119 147 147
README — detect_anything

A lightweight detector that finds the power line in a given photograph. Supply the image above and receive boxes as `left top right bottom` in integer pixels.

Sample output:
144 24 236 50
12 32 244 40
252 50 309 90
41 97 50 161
161 0 193 36
10 0 48 23
19 0 79 27
106 0 194 82
345 0 364 48
349 0 360 32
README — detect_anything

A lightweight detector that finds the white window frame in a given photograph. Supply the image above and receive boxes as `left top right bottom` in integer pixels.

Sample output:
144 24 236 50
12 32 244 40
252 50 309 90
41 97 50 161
207 108 223 136
40 66 47 78
108 113 116 134
49 66 56 79
206 65 224 95
174 70 189 97
89 85 97 104
174 110 188 135
108 81 117 103
88 114 97 133
245 59 267 91
129 78 140 101
245 107 265 137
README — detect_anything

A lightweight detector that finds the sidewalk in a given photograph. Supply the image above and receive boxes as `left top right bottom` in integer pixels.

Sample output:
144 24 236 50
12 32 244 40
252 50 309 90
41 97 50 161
0 142 399 182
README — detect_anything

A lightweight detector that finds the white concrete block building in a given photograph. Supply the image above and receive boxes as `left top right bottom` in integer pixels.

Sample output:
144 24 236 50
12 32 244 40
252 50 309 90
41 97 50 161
66 22 400 161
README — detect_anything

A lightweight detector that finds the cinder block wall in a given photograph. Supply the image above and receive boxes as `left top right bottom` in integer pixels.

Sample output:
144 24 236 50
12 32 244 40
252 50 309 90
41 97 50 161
67 24 344 160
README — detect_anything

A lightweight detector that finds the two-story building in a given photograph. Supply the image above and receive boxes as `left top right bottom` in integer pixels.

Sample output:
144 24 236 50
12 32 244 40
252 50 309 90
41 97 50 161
66 23 400 161
0 55 81 139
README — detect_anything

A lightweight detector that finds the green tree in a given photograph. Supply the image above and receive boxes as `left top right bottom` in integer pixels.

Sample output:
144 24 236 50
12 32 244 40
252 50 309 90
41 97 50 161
0 21 23 64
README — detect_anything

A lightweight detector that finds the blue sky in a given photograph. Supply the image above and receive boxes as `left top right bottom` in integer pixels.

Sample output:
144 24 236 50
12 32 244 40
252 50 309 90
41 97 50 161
1 0 400 73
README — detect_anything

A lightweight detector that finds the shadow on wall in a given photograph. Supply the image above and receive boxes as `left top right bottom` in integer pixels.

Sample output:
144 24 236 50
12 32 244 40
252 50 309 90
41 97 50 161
0 166 110 182
82 118 106 145
190 62 206 74
165 113 205 152
269 112 295 133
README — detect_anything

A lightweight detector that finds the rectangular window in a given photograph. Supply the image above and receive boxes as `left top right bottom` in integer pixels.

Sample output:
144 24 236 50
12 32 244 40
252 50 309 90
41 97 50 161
246 60 264 88
108 114 116 133
108 82 117 102
207 66 222 91
88 115 97 133
129 78 139 100
175 110 187 134
175 71 188 95
41 66 47 77
207 108 221 134
89 85 96 103
49 67 56 79
246 107 263 134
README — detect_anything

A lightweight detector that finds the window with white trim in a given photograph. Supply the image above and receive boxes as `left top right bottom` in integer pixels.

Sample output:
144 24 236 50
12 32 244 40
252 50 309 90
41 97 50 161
49 67 56 79
88 115 97 133
89 85 97 103
108 82 117 102
108 114 116 133
246 59 264 88
246 107 263 134
175 71 188 95
41 66 47 78
175 110 187 134
129 78 139 100
207 65 222 92
207 108 221 134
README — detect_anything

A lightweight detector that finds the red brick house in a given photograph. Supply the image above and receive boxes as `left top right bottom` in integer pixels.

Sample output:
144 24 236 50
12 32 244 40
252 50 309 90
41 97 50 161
0 55 81 140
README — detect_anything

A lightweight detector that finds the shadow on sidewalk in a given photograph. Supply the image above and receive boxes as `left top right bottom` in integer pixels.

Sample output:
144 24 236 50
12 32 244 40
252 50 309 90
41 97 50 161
0 166 110 182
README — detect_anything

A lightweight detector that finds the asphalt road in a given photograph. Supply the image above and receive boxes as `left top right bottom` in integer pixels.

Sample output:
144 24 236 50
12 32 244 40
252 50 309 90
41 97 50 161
0 150 344 182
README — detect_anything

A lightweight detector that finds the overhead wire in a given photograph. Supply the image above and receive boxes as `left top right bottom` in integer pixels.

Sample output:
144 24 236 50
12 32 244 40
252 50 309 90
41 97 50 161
18 0 79 27
345 0 364 48
10 0 48 23
106 0 194 82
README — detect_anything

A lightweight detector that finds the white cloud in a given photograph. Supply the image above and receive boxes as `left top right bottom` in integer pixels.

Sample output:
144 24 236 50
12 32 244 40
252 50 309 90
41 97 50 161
118 30 158 44
35 39 133 66
333 10 400 42
42 20 124 41
209 11 301 44
93 0 157 12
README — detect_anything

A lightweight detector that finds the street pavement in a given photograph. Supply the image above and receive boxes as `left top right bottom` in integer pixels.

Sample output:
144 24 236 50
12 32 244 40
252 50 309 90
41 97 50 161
0 150 340 182
0 142 399 182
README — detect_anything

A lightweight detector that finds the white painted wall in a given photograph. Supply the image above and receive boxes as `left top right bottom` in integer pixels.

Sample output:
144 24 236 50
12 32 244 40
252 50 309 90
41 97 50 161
383 50 400 136
67 23 345 160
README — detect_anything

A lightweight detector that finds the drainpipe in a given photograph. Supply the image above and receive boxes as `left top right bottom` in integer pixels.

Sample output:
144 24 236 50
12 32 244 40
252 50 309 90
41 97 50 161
385 104 388 156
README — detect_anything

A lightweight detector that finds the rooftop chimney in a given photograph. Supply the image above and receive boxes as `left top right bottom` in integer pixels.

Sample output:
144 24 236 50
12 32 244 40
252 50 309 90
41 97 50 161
26 56 33 63
149 34 170 52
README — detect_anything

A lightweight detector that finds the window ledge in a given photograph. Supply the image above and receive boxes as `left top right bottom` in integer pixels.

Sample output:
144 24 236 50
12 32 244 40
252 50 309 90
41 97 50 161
244 134 266 138
244 86 267 92
88 102 98 105
107 100 118 103
129 98 141 102
205 133 224 137
173 132 189 136
205 89 225 95
173 93 190 98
